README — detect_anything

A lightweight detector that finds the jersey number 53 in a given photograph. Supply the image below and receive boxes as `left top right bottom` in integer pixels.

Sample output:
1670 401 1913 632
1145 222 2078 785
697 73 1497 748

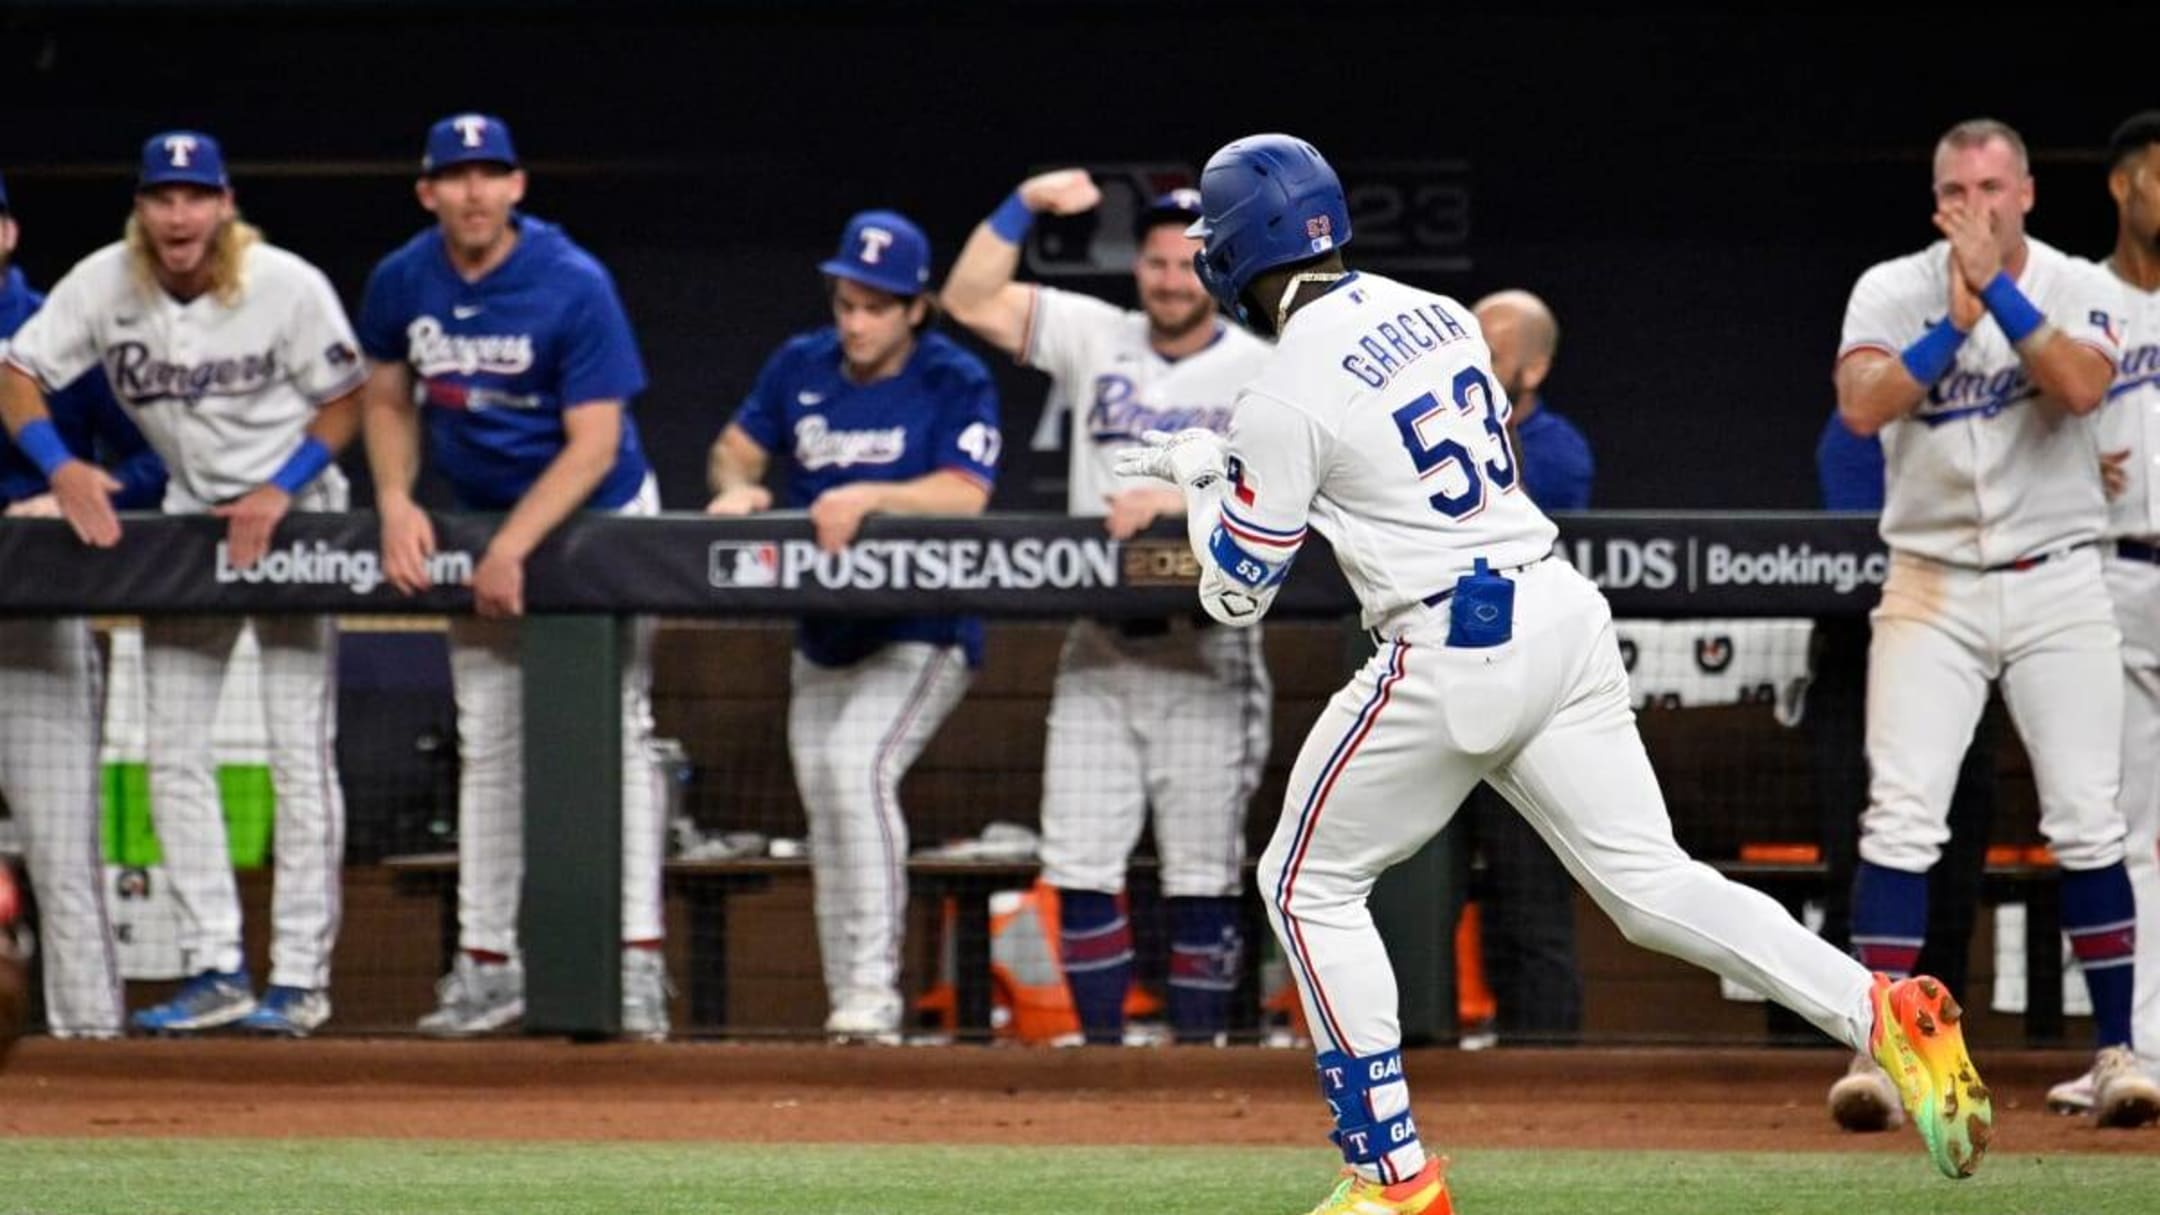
1390 365 1517 519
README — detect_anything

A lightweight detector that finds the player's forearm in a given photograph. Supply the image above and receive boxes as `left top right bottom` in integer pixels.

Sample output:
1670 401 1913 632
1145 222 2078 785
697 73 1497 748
304 391 362 456
863 470 991 516
708 427 769 495
1835 358 1928 437
361 371 424 504
485 440 615 561
942 222 1024 318
2020 334 2113 416
0 367 54 438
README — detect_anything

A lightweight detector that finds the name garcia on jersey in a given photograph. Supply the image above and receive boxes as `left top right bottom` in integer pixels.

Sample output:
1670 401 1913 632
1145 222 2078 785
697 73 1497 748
406 315 536 378
1337 299 1473 389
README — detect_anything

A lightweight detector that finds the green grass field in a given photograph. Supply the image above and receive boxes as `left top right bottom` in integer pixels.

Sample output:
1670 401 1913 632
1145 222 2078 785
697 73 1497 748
0 1141 2153 1214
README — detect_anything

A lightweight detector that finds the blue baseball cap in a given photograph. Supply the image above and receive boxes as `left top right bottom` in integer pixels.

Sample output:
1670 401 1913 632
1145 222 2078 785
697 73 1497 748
138 131 228 191
819 209 932 297
423 113 519 175
1133 187 1204 241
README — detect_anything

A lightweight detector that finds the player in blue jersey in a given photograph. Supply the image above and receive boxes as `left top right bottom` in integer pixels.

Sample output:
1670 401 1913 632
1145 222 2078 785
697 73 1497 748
357 114 671 1039
706 210 1001 1041
0 169 165 1038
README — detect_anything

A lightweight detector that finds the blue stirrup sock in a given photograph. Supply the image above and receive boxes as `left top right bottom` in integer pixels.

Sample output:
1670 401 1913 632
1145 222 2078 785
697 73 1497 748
1056 888 1133 1044
1851 861 1928 978
1316 1045 1426 1184
1167 896 1242 1042
2060 862 2139 1050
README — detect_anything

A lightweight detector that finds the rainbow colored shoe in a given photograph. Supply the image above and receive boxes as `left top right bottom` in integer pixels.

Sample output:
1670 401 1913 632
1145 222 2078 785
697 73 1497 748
1868 973 1992 1179
1301 1156 1452 1215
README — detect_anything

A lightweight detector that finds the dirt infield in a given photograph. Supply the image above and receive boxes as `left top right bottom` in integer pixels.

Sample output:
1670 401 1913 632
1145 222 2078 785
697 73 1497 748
0 1039 2146 1157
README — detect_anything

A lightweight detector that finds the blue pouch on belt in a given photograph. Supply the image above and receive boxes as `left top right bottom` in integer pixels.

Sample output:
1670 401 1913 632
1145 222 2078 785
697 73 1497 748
1447 558 1514 648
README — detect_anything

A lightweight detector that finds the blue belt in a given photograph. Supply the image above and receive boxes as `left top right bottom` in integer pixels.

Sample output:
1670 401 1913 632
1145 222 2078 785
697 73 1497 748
1420 552 1554 608
2116 539 2160 565
1981 539 2097 574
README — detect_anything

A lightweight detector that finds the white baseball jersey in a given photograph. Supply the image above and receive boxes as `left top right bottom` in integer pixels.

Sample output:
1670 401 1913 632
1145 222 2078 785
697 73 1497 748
2093 262 2160 540
1204 272 1556 636
6 241 363 510
1839 237 2121 567
1022 286 1270 513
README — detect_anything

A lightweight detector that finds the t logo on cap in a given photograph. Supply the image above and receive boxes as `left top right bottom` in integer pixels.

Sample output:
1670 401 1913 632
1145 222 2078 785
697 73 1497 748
820 209 932 298
454 115 490 149
138 130 229 192
165 135 198 168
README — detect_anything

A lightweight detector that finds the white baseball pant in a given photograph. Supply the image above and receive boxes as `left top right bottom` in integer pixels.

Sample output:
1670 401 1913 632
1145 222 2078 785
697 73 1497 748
142 612 344 989
1261 559 1876 1062
788 642 970 1010
1861 549 2126 873
0 617 124 1035
2106 550 2160 1069
1038 620 1270 898
450 479 667 956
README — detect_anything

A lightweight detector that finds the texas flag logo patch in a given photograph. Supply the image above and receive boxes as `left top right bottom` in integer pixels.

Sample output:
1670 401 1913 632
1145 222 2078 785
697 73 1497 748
1225 454 1257 507
2092 309 2122 346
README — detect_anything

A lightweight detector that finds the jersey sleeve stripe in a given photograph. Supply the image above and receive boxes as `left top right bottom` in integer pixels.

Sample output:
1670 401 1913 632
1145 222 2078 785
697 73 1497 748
1220 503 1307 545
2071 336 2123 368
1835 340 1898 363
4 353 58 394
306 367 368 406
1016 285 1042 368
935 463 997 493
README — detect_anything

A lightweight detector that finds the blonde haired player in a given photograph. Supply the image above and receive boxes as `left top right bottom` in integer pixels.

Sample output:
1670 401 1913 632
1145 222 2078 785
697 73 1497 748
0 131 361 1036
1121 133 1991 1213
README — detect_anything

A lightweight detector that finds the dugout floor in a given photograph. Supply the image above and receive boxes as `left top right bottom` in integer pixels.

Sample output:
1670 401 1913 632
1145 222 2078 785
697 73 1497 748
0 1040 2150 1157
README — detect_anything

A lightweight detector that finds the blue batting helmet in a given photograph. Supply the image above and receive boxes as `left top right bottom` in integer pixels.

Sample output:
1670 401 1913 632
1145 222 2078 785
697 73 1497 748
1186 134 1350 321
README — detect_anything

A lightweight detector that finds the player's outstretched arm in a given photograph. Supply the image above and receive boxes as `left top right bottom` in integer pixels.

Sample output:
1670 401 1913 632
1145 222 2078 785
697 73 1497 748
704 424 772 515
360 361 440 595
1114 426 1303 628
941 169 1101 356
472 400 623 618
0 365 120 546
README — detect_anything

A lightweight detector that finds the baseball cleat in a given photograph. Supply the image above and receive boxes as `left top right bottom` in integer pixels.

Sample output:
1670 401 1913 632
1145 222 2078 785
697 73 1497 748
2046 1063 2096 1116
1867 973 1992 1178
1828 1052 1905 1132
417 954 524 1038
2090 1045 2160 1129
619 948 671 1043
236 986 331 1037
1300 1156 1452 1215
131 970 257 1034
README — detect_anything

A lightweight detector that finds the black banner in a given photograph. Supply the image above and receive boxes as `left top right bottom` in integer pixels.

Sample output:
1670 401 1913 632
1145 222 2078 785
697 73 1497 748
0 512 1887 617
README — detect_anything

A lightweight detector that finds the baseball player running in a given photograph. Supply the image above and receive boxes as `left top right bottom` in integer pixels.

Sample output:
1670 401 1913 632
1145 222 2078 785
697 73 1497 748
707 210 999 1042
0 168 165 1039
944 173 1271 1045
2055 110 2160 1121
1826 117 2160 1132
1118 134 1988 1213
359 114 671 1040
1 132 360 1037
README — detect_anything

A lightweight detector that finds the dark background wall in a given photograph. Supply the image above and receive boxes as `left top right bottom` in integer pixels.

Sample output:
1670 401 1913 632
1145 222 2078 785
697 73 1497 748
2 3 2149 510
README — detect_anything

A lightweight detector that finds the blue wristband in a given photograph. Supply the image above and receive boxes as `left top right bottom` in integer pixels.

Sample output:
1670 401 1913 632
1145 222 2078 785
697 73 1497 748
986 190 1035 244
1979 271 2046 345
268 436 332 495
15 418 73 479
1898 317 1968 386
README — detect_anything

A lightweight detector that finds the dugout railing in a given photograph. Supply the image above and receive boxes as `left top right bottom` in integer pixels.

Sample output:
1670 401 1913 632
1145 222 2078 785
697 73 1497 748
0 512 2079 1046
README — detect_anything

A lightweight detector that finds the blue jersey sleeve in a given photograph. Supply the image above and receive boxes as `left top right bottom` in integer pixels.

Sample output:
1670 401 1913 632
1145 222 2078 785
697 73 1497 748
730 345 792 454
560 271 647 407
1815 410 1885 511
356 256 409 364
928 357 1001 490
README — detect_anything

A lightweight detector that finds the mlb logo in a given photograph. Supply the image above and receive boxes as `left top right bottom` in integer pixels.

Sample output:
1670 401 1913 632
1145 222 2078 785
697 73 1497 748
708 542 781 589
